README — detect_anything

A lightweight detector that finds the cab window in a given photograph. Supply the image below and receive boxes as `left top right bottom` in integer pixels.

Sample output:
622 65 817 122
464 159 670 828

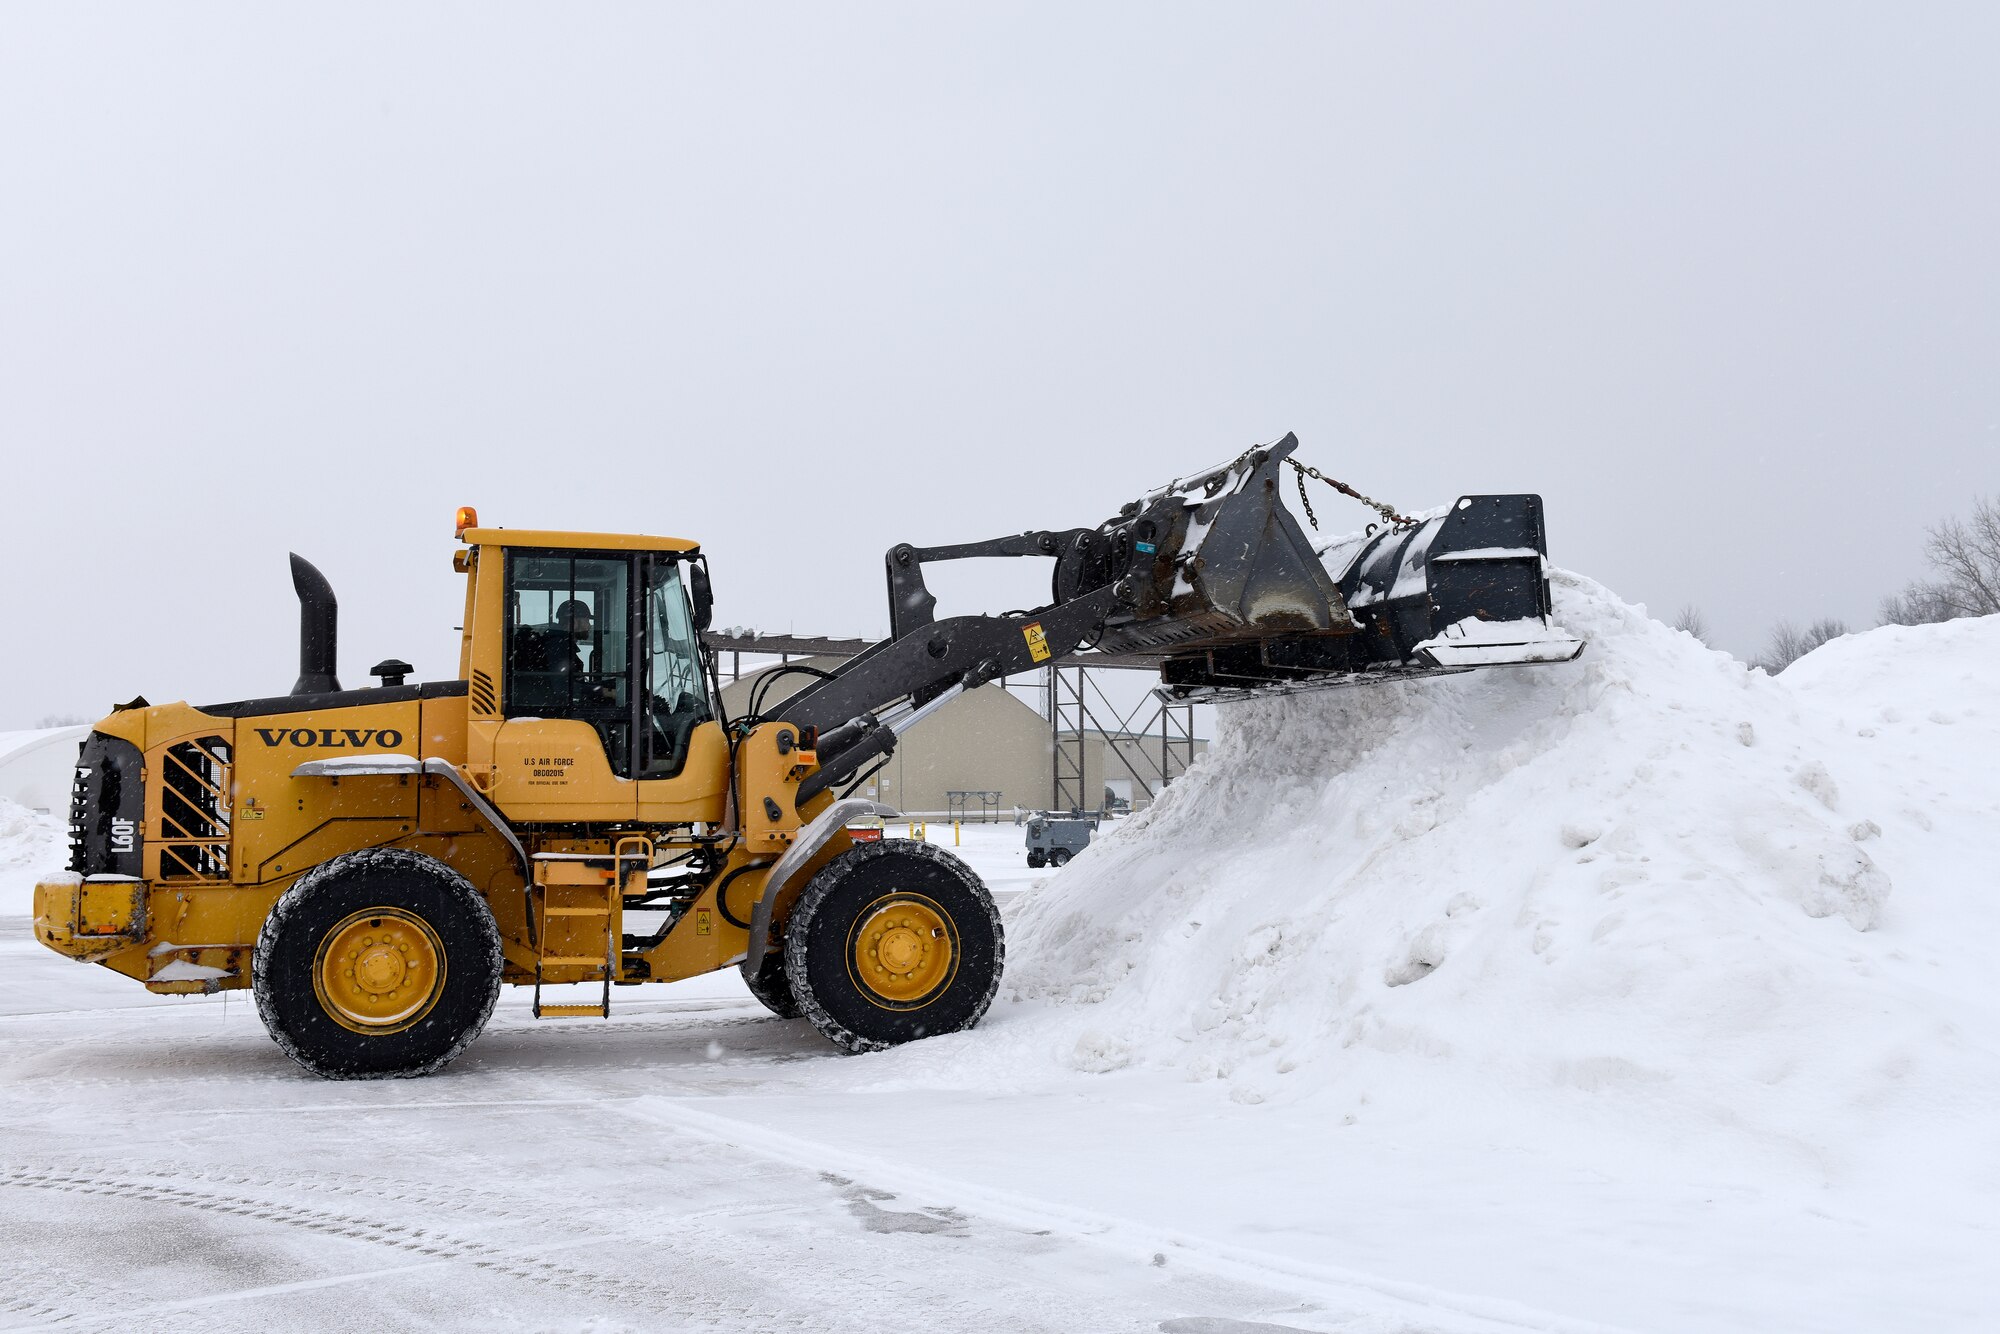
505 552 632 774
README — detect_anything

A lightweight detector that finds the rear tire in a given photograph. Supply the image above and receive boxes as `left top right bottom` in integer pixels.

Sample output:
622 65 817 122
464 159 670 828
253 848 502 1080
785 841 1003 1054
741 950 802 1019
1049 848 1072 867
1025 852 1045 869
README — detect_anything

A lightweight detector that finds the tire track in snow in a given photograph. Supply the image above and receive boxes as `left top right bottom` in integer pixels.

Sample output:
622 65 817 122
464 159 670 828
0 1165 826 1331
0 1161 1254 1334
4 1162 533 1219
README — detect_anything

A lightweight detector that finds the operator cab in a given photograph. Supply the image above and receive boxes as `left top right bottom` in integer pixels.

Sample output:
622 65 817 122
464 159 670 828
455 509 720 806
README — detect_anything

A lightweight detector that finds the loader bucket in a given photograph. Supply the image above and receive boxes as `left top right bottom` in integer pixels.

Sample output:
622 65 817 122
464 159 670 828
1072 444 1583 698
1081 434 1356 655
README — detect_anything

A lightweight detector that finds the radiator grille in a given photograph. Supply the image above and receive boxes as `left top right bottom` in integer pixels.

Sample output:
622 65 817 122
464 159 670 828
159 736 232 881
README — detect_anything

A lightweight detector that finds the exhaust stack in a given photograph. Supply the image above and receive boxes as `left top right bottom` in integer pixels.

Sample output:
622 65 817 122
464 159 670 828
290 553 341 695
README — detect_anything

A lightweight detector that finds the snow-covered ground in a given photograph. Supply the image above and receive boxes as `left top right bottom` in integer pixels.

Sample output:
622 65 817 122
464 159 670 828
3 578 1995 1331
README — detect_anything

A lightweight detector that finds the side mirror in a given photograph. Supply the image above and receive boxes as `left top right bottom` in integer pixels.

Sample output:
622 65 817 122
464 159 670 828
688 562 714 631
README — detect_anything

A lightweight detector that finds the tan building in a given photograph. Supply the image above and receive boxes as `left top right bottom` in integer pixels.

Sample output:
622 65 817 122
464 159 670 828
719 662 1205 819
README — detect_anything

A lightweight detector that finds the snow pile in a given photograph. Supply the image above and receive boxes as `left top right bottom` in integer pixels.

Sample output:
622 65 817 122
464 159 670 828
0 796 65 915
1004 574 1999 1147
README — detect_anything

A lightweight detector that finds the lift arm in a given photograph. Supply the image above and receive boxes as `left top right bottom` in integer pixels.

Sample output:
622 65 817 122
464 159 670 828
768 432 1582 800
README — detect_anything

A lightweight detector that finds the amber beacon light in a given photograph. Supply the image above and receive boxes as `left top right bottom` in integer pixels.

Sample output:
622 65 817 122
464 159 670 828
454 506 478 539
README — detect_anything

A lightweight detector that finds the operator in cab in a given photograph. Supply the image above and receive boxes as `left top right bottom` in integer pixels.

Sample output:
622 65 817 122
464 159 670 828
513 598 594 676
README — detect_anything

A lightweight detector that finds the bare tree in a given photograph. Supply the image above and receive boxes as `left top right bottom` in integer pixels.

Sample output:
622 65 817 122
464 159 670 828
1758 617 1848 673
1878 585 1957 627
1760 620 1807 673
1882 496 2000 625
34 712 88 728
1672 604 1709 644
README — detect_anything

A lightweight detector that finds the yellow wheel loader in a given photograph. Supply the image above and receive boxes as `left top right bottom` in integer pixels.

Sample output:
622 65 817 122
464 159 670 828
33 435 1580 1078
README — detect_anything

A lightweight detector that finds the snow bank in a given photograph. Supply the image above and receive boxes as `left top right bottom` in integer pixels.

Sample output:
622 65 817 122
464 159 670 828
0 796 65 916
0 724 87 814
1004 576 1998 1151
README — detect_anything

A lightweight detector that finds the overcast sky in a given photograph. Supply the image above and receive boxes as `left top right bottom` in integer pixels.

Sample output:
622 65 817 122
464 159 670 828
2 4 1994 727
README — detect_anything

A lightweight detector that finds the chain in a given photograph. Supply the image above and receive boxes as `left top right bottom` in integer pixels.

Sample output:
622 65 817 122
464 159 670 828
1187 442 1417 532
1286 457 1415 531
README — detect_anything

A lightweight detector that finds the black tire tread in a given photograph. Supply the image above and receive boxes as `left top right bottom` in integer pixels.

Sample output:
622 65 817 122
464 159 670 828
253 847 503 1080
784 840 1003 1054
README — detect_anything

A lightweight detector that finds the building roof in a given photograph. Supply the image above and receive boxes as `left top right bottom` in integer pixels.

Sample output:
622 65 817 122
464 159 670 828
1078 727 1210 744
703 632 876 657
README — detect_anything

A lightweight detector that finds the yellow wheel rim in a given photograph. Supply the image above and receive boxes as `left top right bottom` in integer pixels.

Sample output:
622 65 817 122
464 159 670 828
312 907 447 1035
849 895 956 1007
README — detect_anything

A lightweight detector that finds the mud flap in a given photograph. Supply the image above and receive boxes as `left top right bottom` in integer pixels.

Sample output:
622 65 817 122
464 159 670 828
735 798 899 985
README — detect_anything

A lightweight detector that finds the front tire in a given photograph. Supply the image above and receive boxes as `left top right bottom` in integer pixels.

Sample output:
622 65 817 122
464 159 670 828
1048 848 1072 867
253 848 502 1080
785 841 1003 1054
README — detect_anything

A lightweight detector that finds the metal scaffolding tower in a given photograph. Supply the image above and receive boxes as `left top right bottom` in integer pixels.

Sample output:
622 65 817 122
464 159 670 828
1041 661 1197 814
1046 665 1089 814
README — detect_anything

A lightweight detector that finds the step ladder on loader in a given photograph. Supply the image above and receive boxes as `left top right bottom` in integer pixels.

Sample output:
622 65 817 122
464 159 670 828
531 836 651 1019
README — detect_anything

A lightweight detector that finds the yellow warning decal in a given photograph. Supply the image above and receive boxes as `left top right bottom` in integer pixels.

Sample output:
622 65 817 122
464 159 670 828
696 909 712 937
1023 622 1051 663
